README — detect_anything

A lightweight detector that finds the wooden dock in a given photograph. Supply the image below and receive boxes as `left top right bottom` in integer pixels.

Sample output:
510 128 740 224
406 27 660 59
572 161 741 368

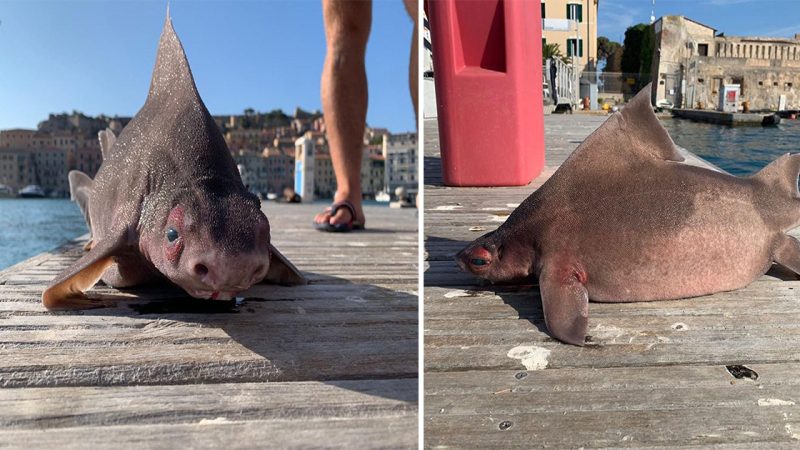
424 115 800 448
672 108 781 126
0 203 418 448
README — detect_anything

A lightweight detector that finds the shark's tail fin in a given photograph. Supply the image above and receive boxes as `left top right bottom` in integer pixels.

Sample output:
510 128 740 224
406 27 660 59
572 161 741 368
753 153 800 200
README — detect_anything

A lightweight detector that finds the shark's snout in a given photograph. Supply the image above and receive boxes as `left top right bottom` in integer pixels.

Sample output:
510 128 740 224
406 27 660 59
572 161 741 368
454 248 469 272
185 252 268 296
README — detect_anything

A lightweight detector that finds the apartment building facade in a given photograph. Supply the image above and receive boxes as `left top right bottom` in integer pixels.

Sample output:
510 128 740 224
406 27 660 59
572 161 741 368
541 0 598 70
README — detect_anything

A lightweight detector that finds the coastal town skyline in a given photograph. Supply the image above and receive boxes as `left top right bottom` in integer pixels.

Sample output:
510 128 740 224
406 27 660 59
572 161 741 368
0 108 417 201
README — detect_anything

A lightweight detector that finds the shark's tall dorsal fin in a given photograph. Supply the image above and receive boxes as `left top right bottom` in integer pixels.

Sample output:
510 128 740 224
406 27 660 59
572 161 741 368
562 83 684 169
148 12 200 101
617 83 684 162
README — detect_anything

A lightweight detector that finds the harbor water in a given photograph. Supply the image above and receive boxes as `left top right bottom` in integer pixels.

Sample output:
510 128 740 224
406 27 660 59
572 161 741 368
0 199 87 270
0 198 392 270
662 118 800 176
0 119 797 270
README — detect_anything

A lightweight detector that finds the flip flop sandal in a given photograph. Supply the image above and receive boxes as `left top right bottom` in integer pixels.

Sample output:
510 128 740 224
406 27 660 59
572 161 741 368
313 200 365 232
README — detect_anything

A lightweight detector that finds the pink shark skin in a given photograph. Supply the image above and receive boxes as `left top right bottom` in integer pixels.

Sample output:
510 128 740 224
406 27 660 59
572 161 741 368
42 13 305 308
458 84 800 346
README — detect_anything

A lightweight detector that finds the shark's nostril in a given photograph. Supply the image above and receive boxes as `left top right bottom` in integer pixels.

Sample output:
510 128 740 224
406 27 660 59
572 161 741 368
194 263 209 276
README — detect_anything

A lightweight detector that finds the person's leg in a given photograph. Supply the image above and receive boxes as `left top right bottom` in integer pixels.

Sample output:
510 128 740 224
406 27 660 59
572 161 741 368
403 0 419 120
315 0 371 228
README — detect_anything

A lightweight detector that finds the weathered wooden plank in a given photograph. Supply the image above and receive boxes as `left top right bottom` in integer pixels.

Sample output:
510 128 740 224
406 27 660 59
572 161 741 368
423 114 800 448
425 364 800 448
1 416 417 450
425 352 800 446
0 201 419 443
425 407 800 449
0 379 416 427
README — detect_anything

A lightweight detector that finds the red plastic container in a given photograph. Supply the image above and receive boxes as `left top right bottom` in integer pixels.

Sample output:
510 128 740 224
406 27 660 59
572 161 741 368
428 0 544 186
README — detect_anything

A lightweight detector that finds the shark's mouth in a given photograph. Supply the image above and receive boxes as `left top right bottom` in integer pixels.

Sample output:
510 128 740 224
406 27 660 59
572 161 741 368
185 287 240 300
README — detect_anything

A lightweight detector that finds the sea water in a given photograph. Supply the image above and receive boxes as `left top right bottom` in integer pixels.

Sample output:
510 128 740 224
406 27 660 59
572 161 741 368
662 118 800 176
0 197 392 269
0 119 797 270
0 199 87 269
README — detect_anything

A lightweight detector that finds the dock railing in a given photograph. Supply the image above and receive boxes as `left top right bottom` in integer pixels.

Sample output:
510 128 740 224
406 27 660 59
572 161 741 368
543 58 579 109
579 71 652 103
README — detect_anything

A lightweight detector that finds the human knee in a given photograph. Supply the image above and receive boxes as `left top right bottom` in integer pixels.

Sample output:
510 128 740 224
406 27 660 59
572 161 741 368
324 2 371 50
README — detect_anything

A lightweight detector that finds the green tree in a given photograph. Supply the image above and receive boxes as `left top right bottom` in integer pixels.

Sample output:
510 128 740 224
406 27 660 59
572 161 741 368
597 36 621 64
542 43 569 65
620 23 655 92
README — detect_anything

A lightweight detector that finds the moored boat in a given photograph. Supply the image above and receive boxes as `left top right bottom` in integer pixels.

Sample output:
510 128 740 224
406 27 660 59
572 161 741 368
0 184 14 198
18 185 45 198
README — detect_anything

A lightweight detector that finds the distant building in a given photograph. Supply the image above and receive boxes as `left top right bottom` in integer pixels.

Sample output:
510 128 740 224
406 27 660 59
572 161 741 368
0 129 91 196
383 132 417 198
32 148 70 196
0 107 400 199
0 129 40 149
314 153 335 199
361 152 385 198
37 112 130 137
541 0 598 71
0 149 35 193
313 148 386 200
295 136 316 202
262 147 295 194
226 129 275 152
73 134 103 177
233 149 269 195
651 16 800 110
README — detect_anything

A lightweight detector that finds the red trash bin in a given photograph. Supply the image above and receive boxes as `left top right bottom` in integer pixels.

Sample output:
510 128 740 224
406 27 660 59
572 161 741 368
428 0 544 186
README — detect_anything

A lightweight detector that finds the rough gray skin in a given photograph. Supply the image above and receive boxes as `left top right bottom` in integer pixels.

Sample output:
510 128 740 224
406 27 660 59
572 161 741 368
457 83 800 346
43 14 305 308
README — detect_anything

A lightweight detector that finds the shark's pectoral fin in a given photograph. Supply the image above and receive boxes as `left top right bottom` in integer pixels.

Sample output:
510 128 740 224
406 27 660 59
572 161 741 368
98 128 117 160
42 235 124 309
263 244 307 286
539 266 589 346
773 234 800 276
68 170 94 234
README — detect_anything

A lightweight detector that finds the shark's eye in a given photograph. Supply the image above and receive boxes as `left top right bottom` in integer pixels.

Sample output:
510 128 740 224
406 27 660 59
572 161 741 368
166 228 179 242
470 258 488 266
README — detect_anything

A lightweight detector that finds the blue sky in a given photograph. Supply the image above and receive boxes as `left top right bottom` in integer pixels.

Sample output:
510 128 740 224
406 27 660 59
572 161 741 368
599 0 800 43
0 1 415 132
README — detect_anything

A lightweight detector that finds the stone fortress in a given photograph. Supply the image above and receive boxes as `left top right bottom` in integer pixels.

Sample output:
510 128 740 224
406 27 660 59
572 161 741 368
651 15 800 111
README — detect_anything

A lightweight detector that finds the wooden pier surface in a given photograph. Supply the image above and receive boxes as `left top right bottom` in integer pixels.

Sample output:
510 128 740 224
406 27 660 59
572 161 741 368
0 203 418 449
424 115 800 448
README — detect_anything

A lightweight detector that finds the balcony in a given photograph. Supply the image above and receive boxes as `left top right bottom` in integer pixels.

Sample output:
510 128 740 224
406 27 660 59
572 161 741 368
542 18 572 32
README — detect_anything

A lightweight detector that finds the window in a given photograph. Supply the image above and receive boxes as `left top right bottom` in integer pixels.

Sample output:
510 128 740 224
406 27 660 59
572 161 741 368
567 38 583 57
541 1 545 19
566 2 583 22
698 43 708 56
